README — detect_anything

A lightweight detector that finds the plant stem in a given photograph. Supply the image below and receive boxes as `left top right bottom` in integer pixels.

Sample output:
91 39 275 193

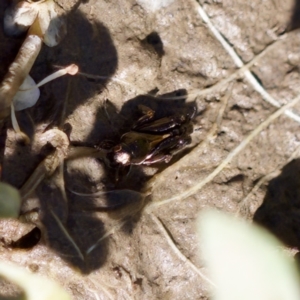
0 34 42 121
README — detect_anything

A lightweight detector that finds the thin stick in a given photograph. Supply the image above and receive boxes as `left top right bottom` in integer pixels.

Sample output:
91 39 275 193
66 146 105 160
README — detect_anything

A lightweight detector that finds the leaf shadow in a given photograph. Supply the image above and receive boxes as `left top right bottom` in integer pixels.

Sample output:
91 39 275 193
76 89 197 236
253 158 300 250
289 0 300 30
0 3 197 274
1 8 117 274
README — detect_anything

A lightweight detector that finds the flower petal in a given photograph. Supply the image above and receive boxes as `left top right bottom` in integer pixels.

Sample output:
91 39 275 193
4 1 38 36
13 75 40 111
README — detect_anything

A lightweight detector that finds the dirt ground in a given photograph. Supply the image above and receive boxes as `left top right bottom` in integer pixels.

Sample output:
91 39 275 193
1 0 300 299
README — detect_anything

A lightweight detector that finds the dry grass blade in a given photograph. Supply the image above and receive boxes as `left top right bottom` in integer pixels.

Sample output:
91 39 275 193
236 145 300 217
150 213 216 287
10 103 30 144
20 151 60 199
50 210 84 261
195 1 300 123
188 34 288 99
147 83 231 194
150 93 300 208
20 129 69 199
86 221 126 255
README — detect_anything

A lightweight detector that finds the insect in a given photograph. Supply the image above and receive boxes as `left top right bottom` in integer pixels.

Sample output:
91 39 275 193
101 105 195 178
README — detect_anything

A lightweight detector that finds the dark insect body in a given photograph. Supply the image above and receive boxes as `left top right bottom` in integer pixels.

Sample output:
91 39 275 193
103 105 194 173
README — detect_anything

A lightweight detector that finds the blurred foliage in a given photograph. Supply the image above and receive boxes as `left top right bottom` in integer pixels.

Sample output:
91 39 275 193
198 210 300 300
0 262 71 300
0 182 21 218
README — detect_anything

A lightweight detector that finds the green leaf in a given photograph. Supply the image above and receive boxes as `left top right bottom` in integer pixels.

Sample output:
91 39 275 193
0 182 21 218
198 210 300 300
0 262 71 300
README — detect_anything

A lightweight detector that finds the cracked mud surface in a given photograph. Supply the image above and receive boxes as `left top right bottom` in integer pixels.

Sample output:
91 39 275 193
1 0 300 299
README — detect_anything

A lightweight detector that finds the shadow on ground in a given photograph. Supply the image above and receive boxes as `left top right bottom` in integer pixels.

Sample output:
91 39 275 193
0 1 197 274
1 6 118 273
65 88 196 238
289 0 300 30
254 159 300 250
